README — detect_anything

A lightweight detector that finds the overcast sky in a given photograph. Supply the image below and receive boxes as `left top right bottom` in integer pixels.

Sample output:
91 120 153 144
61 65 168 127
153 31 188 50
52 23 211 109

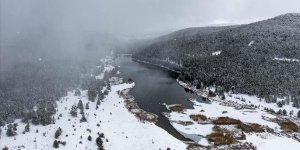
1 0 300 37
1 0 300 71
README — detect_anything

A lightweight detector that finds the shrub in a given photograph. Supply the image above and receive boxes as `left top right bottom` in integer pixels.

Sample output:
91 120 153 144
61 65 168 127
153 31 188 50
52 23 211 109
189 114 207 121
55 127 62 139
53 140 59 148
208 131 235 145
169 104 185 112
212 117 241 125
237 123 265 133
88 135 92 141
279 120 299 132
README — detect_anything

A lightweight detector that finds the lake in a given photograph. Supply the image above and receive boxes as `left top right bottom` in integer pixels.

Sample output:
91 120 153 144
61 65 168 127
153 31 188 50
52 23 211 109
115 56 203 142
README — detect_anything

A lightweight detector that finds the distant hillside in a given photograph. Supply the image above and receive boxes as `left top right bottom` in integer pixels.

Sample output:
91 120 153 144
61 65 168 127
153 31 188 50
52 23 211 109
133 13 300 107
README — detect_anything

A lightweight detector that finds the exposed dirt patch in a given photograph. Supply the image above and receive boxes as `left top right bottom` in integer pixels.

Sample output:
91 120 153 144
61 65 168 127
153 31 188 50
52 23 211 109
214 125 246 140
190 114 207 122
187 143 257 150
278 120 300 132
208 130 236 145
169 104 185 112
212 117 241 125
186 144 207 150
237 123 265 133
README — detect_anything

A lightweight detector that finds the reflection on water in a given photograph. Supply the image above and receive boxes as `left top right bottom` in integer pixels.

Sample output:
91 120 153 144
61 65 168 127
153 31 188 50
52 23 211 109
115 56 202 142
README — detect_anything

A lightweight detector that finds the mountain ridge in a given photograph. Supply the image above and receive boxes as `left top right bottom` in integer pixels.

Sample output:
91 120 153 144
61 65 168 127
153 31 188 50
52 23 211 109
133 13 300 106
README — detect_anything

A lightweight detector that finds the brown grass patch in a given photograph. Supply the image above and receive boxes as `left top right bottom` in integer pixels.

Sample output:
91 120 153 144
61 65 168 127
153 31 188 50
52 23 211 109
208 131 235 145
137 112 158 123
237 123 265 133
186 144 207 150
279 120 299 132
189 114 207 121
169 104 185 112
212 117 241 125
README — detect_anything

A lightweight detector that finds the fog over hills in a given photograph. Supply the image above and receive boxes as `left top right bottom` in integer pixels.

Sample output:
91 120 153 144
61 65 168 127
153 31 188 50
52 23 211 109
1 0 300 149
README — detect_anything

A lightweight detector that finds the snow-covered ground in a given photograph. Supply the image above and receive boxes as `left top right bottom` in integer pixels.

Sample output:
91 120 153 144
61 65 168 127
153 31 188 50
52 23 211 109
246 133 300 150
95 64 115 80
0 61 187 150
163 80 300 149
178 80 300 118
225 93 300 118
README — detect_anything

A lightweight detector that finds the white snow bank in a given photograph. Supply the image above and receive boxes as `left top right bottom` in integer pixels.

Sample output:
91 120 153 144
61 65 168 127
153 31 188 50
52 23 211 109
273 57 299 62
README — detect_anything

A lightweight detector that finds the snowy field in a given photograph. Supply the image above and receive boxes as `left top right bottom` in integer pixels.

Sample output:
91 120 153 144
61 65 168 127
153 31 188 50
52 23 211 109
0 59 187 150
161 80 300 149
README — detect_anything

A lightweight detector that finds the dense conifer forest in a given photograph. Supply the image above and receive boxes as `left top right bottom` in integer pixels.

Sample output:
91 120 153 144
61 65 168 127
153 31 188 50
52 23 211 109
133 13 300 107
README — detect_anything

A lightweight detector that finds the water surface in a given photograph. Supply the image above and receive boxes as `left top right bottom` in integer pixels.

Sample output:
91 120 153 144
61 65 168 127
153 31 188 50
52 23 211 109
115 56 202 141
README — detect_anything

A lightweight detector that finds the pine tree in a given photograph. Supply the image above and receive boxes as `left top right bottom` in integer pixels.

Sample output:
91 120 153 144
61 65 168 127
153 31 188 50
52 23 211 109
289 110 294 116
220 94 226 100
103 90 109 96
77 100 84 110
283 109 287 116
70 104 78 117
86 102 89 109
6 124 17 137
107 84 111 91
96 135 104 150
277 109 282 115
52 116 56 124
208 90 216 97
297 110 300 118
88 89 97 102
31 111 39 125
127 78 134 83
277 101 283 108
46 102 56 114
24 122 30 133
21 110 31 123
55 127 62 139
98 92 104 101
97 98 101 106
53 140 59 148
80 114 87 123
88 135 92 141
285 96 290 105
2 146 8 150
38 107 52 126
80 107 84 115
